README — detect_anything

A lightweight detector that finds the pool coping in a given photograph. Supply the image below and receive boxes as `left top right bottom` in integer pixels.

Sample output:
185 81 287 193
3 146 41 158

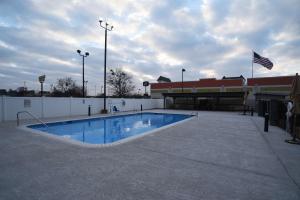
18 111 196 148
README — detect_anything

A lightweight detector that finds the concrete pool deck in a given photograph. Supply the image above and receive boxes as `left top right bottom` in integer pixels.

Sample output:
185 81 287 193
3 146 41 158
0 110 300 199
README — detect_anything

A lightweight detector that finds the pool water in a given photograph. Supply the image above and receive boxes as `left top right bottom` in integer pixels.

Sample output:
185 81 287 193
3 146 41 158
28 113 192 144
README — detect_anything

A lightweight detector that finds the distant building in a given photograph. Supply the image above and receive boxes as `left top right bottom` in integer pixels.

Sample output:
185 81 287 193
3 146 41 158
247 75 294 95
37 91 51 96
157 76 171 83
199 78 216 80
16 87 27 93
246 76 295 126
151 77 244 98
150 75 296 111
222 75 245 84
246 75 295 107
151 75 295 99
26 90 36 96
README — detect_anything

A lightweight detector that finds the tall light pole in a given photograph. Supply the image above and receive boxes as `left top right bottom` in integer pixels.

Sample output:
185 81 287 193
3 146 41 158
143 81 149 96
182 68 186 93
77 50 89 97
84 80 88 96
99 19 113 113
38 75 46 97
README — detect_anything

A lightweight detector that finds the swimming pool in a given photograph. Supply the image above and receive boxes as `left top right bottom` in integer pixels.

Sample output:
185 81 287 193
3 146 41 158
28 112 192 145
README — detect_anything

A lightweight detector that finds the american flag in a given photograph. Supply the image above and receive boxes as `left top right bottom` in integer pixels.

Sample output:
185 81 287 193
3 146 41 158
253 51 273 70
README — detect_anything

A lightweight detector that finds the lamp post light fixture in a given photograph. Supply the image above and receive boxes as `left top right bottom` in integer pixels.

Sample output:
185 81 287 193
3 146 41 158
38 75 46 97
77 49 89 97
99 19 113 113
110 69 115 75
181 68 186 93
143 81 149 96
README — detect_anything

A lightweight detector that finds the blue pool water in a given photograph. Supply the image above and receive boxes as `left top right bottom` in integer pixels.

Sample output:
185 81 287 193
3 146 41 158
28 113 192 144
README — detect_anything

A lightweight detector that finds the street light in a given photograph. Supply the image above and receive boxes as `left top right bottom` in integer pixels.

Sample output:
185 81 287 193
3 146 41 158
84 80 88 96
182 68 186 93
143 81 149 96
110 69 115 75
38 75 46 97
77 49 89 97
99 19 113 113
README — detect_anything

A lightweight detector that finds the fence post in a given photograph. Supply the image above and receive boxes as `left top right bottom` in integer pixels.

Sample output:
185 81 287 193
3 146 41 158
264 113 269 132
1 95 5 122
41 96 44 118
69 97 72 116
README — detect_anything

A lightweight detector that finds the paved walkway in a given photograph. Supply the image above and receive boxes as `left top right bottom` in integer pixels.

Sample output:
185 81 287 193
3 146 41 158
0 110 300 200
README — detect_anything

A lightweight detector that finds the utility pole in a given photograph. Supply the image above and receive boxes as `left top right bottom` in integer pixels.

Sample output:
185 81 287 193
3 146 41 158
38 75 46 97
99 19 113 113
77 50 89 97
182 68 186 93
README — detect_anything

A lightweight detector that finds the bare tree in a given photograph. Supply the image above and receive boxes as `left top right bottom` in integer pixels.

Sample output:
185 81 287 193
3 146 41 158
56 77 75 92
107 69 135 97
52 77 83 97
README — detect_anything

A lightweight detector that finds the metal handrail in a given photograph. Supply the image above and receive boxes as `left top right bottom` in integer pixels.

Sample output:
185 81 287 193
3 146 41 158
17 111 49 128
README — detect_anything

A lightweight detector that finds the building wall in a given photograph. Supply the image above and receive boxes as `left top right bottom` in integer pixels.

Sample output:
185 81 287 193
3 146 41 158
197 88 220 92
151 86 244 98
0 96 164 122
260 86 291 93
151 89 169 99
151 84 291 98
225 87 243 92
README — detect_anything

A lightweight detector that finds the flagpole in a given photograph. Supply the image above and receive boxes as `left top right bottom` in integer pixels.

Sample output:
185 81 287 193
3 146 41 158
252 50 254 78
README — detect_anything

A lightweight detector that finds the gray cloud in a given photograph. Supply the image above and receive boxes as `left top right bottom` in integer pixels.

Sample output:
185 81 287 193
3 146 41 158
0 0 299 94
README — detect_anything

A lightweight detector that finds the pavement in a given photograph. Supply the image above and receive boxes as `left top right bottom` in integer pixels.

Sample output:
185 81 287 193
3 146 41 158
0 110 300 200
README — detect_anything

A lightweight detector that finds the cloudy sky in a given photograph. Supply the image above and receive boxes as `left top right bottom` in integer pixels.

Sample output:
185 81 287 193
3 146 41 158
0 0 300 94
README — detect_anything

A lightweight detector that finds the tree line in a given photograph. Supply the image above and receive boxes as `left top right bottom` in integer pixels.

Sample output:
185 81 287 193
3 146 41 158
0 69 147 98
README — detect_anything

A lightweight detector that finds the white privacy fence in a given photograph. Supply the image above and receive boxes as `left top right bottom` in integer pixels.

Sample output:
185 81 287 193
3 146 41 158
0 96 164 122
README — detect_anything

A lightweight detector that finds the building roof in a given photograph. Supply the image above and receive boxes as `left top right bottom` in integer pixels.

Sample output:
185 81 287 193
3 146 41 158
222 75 245 80
157 76 171 82
199 78 216 80
151 79 244 89
247 75 295 86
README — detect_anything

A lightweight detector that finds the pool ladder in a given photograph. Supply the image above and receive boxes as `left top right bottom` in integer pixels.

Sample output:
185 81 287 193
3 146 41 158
17 111 49 128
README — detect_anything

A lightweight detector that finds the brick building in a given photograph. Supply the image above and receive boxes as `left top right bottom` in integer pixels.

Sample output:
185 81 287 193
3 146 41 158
150 75 296 111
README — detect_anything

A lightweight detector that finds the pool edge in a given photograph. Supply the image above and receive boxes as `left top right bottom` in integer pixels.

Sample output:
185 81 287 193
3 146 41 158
18 112 196 148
